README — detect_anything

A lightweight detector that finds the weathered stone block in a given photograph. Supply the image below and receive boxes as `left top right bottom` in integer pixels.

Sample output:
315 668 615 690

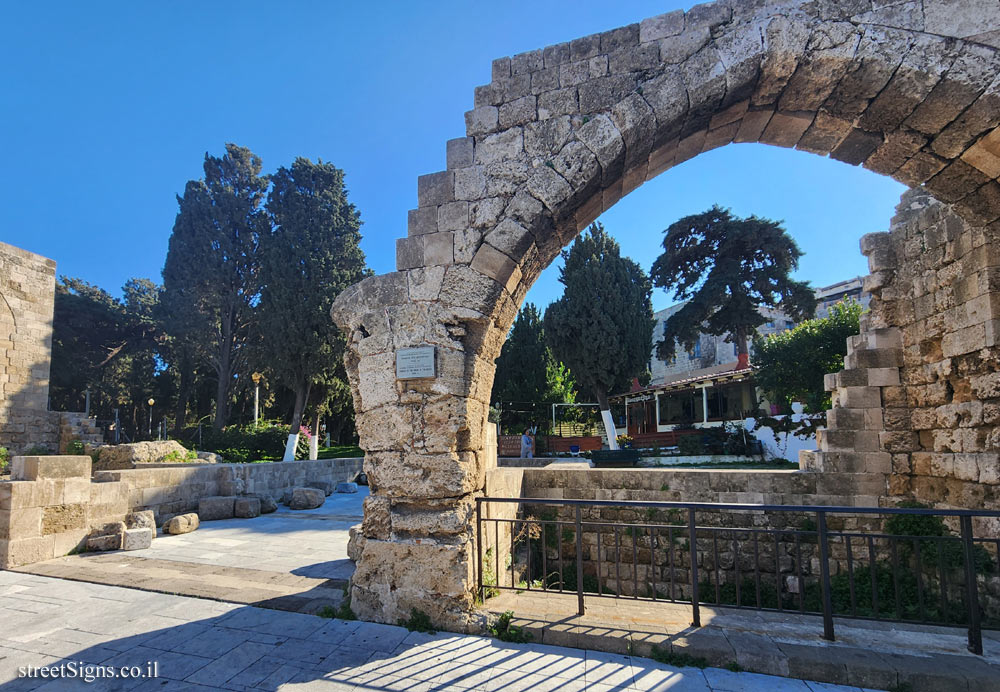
86 533 121 552
257 495 277 514
234 497 261 518
289 487 325 510
1 535 55 568
163 513 199 534
41 504 86 536
639 10 683 43
417 171 455 208
347 524 365 562
198 496 236 521
122 527 152 551
126 510 156 536
446 137 474 169
12 455 90 481
335 482 359 494
407 207 437 237
307 481 333 496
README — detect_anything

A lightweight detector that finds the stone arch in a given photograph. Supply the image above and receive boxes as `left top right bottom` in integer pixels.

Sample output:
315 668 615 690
331 0 1000 628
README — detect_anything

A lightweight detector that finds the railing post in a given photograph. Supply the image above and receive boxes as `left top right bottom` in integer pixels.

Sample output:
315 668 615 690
688 508 700 627
476 499 484 603
816 511 835 641
575 506 585 616
960 515 983 655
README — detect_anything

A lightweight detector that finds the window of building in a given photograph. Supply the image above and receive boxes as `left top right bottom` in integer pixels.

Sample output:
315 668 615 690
658 390 697 425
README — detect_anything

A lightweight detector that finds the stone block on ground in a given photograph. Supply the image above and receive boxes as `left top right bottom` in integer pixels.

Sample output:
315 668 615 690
335 482 359 494
163 513 200 535
307 480 333 496
289 487 325 510
86 533 122 552
12 455 91 480
93 440 193 471
256 495 278 514
125 510 156 538
198 496 236 521
234 497 261 518
122 527 153 551
87 520 125 549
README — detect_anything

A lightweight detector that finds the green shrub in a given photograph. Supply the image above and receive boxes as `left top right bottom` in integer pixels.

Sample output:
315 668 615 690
649 645 709 669
0 446 8 475
677 435 703 456
399 608 436 633
481 548 500 600
23 445 52 456
488 610 532 643
160 448 198 463
66 440 86 455
318 587 356 620
183 420 288 463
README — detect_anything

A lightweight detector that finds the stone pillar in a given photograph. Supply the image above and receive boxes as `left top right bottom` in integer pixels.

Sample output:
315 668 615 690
331 272 504 632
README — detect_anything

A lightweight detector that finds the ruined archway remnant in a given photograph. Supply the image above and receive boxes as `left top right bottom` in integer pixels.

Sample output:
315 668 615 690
0 242 62 453
331 0 1000 628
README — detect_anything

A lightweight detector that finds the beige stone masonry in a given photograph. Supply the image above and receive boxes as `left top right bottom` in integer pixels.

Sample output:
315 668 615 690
331 0 1000 630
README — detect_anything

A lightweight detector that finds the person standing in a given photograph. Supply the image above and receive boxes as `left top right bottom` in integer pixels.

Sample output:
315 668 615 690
520 429 533 459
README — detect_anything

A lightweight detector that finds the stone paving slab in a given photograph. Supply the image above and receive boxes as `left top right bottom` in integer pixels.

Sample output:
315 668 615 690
486 591 1000 692
12 554 347 614
8 489 366 615
0 571 886 692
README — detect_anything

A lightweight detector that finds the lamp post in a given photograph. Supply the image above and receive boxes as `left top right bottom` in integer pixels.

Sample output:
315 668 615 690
147 398 155 439
251 373 262 426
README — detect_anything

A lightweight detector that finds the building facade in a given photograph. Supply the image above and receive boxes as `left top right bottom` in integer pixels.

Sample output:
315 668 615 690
616 279 870 442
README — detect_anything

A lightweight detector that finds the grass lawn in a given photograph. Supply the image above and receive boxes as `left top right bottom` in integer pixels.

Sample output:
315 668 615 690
316 444 364 459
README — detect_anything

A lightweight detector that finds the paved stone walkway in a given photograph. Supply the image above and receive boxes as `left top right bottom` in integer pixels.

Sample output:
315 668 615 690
487 591 1000 691
0 571 886 691
12 490 366 614
131 490 367 579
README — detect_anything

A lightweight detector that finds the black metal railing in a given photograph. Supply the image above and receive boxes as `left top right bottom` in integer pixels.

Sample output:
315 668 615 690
475 498 1000 655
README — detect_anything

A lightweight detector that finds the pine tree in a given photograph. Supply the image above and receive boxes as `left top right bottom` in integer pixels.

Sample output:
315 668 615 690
162 144 270 429
544 223 654 448
650 206 816 366
254 157 370 458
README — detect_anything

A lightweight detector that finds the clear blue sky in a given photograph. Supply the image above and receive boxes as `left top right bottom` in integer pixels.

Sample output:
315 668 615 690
1 1 906 314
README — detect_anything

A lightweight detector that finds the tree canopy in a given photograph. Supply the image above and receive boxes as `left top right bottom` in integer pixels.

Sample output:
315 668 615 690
752 300 864 412
650 206 816 363
255 157 370 448
50 277 166 439
491 303 578 433
162 143 270 429
544 223 654 411
48 144 372 448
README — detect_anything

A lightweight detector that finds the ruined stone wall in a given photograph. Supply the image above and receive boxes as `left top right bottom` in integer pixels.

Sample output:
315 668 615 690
861 191 1000 510
331 0 1000 630
0 455 130 569
94 457 365 521
0 241 59 454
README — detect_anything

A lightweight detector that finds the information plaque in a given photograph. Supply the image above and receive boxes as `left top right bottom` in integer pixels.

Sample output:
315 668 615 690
396 346 436 379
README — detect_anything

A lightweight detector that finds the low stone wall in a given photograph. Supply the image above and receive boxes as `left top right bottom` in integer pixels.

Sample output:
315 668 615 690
0 456 129 568
521 467 823 505
637 455 763 467
0 456 364 569
497 457 550 468
95 457 365 521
